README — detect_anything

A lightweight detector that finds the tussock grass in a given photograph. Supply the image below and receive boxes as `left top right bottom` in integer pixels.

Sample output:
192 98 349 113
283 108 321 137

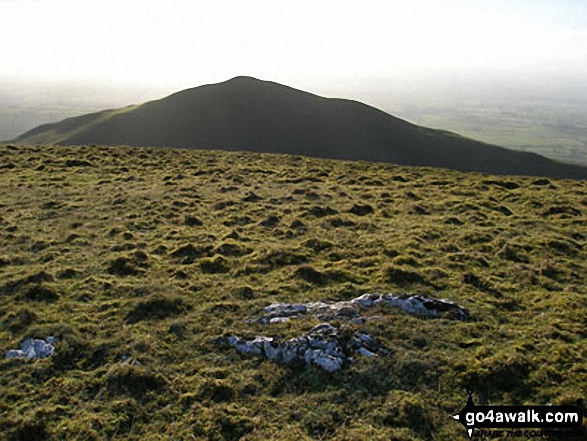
0 144 586 440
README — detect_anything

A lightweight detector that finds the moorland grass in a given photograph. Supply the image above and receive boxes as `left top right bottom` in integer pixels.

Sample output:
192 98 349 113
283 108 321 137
0 144 585 440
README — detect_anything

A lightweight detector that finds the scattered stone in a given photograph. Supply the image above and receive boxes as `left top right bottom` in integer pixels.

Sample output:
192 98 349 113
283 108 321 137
352 293 469 321
215 323 383 372
357 347 377 357
5 337 57 360
258 303 307 323
255 292 469 324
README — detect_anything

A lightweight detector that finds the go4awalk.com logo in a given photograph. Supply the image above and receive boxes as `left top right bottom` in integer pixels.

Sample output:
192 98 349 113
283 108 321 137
452 392 585 438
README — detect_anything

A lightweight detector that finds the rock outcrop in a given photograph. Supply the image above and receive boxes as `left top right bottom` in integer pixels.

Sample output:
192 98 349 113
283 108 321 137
256 292 469 324
214 323 383 373
5 337 57 360
215 292 467 371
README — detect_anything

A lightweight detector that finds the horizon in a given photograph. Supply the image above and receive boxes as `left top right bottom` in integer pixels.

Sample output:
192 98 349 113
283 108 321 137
1 1 586 164
3 73 586 165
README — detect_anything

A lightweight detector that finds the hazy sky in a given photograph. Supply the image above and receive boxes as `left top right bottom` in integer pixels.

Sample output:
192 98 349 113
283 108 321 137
1 0 586 96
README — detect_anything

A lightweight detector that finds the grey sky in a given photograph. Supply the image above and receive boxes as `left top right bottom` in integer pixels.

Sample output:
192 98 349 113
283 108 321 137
1 0 585 94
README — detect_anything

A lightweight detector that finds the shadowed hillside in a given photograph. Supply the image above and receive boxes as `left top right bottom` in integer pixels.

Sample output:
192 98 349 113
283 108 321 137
13 77 587 179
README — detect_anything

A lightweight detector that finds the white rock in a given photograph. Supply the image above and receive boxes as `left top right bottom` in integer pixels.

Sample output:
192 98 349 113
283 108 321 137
263 303 307 317
22 339 54 359
226 336 239 346
357 333 375 346
280 342 299 364
357 347 377 357
325 340 342 357
351 293 381 308
5 338 55 360
234 336 273 355
309 323 336 334
306 349 344 372
5 350 24 359
263 340 281 361
269 317 290 324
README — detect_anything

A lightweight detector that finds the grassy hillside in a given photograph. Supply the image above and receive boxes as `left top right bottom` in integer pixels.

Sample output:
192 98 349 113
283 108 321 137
1 144 586 440
12 77 587 180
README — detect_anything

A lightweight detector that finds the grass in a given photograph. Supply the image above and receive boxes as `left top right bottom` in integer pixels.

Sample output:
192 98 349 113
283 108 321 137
0 143 586 440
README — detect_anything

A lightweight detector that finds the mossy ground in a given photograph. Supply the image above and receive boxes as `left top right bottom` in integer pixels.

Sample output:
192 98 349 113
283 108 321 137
0 144 585 440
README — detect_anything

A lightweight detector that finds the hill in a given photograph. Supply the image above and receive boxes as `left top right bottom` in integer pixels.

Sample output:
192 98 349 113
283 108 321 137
1 144 585 440
12 76 587 179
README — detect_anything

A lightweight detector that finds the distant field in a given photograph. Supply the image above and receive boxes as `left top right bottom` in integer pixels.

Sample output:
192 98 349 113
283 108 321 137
389 97 587 166
1 144 585 440
0 106 103 143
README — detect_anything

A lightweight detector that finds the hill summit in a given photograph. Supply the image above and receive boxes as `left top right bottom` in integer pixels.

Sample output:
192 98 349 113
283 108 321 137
13 76 587 179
